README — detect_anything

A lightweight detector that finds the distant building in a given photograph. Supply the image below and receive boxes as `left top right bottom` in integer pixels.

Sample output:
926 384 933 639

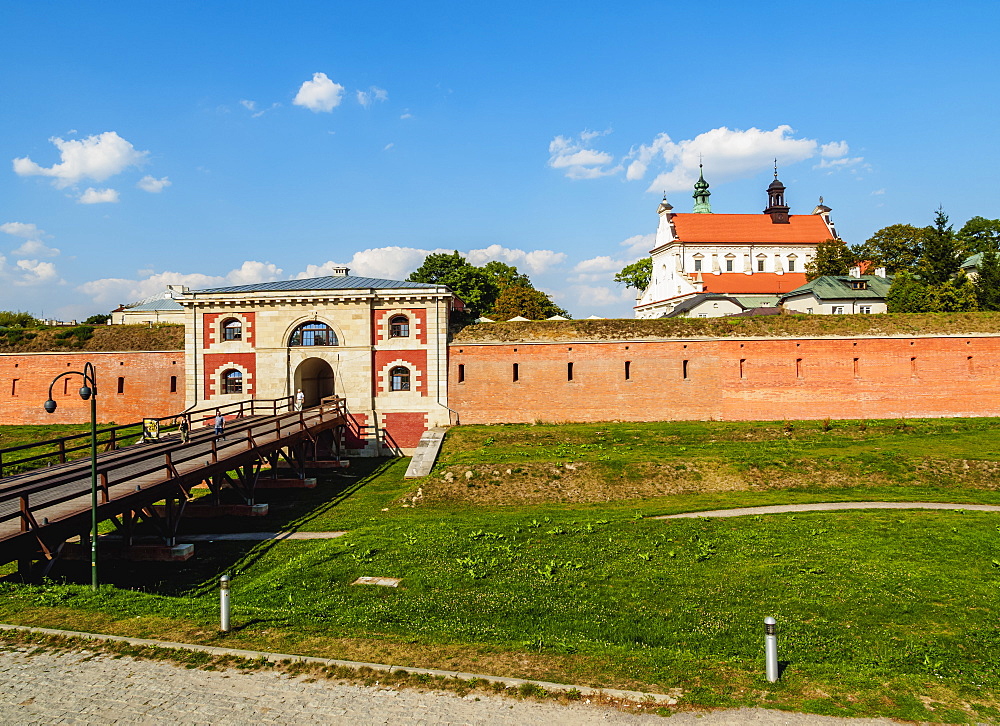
634 166 839 318
662 292 780 318
112 285 188 326
780 273 892 315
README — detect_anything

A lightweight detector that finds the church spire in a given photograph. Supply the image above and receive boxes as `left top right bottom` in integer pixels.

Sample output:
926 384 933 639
763 159 790 223
692 163 712 214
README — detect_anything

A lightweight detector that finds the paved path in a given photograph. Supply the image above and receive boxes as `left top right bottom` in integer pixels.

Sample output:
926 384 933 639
0 645 899 725
404 427 447 479
177 531 348 542
656 501 1000 519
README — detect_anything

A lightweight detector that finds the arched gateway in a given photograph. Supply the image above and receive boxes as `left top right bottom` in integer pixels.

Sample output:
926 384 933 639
294 358 335 407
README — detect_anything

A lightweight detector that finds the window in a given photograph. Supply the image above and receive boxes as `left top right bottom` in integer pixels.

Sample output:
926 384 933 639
757 258 765 272
850 280 868 290
788 259 796 272
512 363 519 382
390 366 410 391
682 360 689 379
222 318 242 341
117 376 125 394
739 359 746 379
624 361 631 380
222 369 242 394
796 358 803 379
859 305 872 314
693 258 702 272
567 362 574 381
11 379 18 396
832 306 845 314
698 313 708 318
806 307 814 314
854 358 860 378
389 315 409 338
458 364 465 383
170 375 177 393
726 258 734 272
289 322 338 346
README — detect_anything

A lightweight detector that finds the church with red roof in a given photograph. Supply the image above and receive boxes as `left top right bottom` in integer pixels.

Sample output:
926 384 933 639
634 166 840 318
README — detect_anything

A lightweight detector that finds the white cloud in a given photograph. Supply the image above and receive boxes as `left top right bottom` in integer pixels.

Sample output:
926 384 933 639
13 259 61 286
240 99 280 118
619 233 656 257
298 247 455 282
2 221 60 258
465 245 568 274
548 130 620 179
814 156 865 170
400 111 413 120
569 284 634 308
137 175 171 193
357 86 388 108
12 240 60 258
78 187 119 204
13 131 148 188
0 222 45 240
383 143 394 151
820 141 850 158
872 188 886 196
78 261 283 306
630 125 821 194
293 72 345 113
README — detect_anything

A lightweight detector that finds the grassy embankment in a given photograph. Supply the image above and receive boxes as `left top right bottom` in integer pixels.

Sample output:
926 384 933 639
1 417 999 722
0 323 183 353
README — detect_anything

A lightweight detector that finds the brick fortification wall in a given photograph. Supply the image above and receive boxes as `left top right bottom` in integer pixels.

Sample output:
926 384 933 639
449 335 1000 423
0 351 184 425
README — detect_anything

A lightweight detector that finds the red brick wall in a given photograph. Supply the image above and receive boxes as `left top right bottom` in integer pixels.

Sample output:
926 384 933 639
450 336 1000 423
203 352 257 399
374 349 428 396
380 412 428 449
374 308 428 344
344 412 369 449
0 351 183 425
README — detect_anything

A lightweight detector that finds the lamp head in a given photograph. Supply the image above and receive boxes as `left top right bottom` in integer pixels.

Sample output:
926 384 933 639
43 399 57 414
78 385 92 400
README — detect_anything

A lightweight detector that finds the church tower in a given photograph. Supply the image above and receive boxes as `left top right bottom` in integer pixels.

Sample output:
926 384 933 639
692 164 712 214
763 161 790 223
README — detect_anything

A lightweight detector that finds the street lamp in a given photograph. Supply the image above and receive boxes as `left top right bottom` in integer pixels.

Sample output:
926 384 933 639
43 362 99 590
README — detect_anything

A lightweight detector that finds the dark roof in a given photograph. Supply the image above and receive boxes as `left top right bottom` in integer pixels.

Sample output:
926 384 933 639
662 293 745 318
780 275 892 302
727 306 790 317
125 297 184 311
196 275 444 294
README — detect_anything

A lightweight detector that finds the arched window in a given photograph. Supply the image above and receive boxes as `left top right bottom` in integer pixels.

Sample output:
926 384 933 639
289 322 338 347
389 366 410 391
222 318 242 341
222 369 243 394
389 315 409 338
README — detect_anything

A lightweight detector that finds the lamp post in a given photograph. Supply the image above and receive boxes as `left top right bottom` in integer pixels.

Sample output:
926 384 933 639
43 362 99 590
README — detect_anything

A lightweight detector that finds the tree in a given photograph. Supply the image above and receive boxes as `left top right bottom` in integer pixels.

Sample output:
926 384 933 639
407 251 498 321
927 273 979 312
920 208 962 286
855 224 927 274
481 260 532 289
614 257 652 290
886 271 931 313
84 314 111 325
973 249 1000 311
0 311 40 328
805 240 857 280
488 285 569 320
958 216 1000 257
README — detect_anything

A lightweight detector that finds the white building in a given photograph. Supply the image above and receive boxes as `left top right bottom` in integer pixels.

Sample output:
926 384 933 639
634 168 840 318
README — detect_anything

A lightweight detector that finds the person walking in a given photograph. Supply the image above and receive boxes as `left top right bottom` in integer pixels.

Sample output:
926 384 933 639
214 412 225 440
295 388 305 411
179 416 190 443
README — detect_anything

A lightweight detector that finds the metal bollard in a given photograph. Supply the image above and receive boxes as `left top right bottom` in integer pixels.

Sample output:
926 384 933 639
220 574 231 632
764 616 778 682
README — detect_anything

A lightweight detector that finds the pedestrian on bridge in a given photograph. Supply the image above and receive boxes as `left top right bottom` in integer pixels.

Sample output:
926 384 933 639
179 417 190 443
295 389 305 411
214 412 225 440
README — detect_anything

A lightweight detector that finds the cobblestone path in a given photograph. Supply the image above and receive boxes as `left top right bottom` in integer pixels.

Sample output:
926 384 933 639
0 646 901 725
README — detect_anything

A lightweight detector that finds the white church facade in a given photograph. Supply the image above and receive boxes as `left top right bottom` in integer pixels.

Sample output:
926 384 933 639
634 168 840 318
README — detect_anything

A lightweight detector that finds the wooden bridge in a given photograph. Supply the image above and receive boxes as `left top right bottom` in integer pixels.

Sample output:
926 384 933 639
0 396 349 577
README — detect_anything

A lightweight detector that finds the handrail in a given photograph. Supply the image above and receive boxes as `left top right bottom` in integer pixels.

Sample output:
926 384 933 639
0 398 347 527
0 396 295 477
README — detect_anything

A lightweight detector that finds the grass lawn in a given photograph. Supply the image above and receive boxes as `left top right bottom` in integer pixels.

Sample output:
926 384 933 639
1 419 999 722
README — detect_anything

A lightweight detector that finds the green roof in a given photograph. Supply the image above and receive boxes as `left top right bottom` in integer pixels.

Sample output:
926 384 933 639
780 275 892 302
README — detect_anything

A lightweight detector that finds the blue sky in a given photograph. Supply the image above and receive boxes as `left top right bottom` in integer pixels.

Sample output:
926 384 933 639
1 1 997 319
